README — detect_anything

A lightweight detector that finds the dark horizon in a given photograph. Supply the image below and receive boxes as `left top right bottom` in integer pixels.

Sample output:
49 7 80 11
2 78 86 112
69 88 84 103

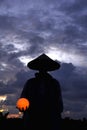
0 113 87 130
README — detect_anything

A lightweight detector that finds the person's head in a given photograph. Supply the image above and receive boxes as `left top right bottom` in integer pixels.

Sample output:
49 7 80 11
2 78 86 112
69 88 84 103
27 53 61 72
39 70 47 74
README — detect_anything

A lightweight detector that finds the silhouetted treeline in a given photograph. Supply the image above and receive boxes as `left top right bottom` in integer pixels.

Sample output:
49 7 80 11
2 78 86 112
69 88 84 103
61 117 87 130
0 117 87 130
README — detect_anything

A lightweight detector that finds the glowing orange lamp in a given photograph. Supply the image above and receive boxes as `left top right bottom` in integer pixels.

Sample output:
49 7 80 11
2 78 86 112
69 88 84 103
16 98 30 111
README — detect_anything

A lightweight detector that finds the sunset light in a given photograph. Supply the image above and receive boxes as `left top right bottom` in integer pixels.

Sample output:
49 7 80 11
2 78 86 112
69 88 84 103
0 95 7 102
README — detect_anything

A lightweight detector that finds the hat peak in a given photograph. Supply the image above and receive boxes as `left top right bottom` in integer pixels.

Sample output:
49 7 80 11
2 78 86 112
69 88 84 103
27 53 60 71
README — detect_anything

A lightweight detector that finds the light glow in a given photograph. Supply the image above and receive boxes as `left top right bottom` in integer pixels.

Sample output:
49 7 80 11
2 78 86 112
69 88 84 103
18 56 33 66
1 33 30 53
46 46 86 67
0 95 7 102
16 98 30 111
0 109 4 112
7 113 21 118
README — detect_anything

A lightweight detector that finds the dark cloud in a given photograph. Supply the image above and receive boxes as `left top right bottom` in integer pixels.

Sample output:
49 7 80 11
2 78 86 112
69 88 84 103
51 62 87 118
58 0 87 41
0 15 16 31
0 0 5 4
74 14 87 29
59 0 87 14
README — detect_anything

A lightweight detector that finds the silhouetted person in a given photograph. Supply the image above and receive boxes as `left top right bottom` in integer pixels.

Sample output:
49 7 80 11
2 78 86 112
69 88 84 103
17 54 63 130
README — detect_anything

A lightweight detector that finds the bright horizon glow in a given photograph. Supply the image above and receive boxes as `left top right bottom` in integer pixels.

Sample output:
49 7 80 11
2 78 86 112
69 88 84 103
7 113 22 118
0 109 4 112
0 95 7 102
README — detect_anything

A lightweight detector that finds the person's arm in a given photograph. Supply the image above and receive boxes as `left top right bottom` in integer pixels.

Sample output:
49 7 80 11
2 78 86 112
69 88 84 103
20 81 28 98
57 84 63 113
54 79 64 113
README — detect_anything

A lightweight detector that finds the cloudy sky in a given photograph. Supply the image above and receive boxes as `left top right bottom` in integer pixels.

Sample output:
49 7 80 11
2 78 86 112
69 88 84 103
0 0 87 119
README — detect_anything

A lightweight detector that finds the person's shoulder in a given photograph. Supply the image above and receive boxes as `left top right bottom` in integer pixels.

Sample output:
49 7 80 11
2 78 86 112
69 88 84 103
24 77 36 85
51 77 59 82
51 78 60 86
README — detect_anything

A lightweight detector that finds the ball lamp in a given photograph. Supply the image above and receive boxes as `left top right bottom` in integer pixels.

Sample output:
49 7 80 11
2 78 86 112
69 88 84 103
16 98 30 111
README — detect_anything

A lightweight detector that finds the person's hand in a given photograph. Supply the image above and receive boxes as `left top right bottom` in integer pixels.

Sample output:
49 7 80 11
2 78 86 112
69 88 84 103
16 106 28 112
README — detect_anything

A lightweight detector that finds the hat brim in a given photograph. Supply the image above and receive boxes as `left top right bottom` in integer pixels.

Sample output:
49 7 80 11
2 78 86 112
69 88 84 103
27 54 60 71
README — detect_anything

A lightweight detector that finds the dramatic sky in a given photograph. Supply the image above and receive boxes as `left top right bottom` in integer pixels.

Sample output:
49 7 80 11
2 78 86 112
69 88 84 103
0 0 87 119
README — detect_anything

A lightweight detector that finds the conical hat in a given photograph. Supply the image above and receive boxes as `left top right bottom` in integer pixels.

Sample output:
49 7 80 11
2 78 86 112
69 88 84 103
27 53 60 71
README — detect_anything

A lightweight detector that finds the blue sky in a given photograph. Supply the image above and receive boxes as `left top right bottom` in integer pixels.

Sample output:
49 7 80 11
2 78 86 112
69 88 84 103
0 0 87 119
